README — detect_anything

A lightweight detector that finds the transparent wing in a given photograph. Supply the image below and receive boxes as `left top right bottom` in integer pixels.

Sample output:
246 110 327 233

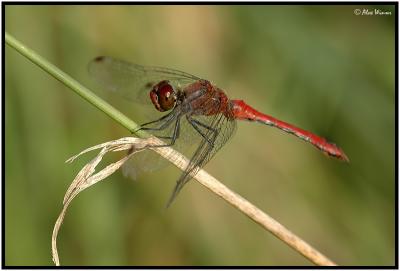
121 112 204 179
122 149 171 180
165 107 237 207
88 56 200 103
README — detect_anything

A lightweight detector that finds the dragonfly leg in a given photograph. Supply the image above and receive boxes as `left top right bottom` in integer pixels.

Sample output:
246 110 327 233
186 116 217 146
147 117 181 148
136 111 176 132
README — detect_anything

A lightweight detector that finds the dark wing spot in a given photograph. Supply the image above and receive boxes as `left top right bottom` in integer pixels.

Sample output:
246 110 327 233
94 56 105 62
145 82 155 88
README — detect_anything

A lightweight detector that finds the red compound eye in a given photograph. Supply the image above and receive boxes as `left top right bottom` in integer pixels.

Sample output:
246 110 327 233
149 81 177 112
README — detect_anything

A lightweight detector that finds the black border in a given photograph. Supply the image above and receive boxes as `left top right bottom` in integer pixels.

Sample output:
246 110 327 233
3 2 398 269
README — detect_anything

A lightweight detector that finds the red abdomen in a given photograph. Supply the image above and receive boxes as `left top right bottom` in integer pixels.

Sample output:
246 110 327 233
231 100 349 161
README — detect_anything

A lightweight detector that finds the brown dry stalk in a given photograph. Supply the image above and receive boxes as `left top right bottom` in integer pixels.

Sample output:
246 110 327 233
151 138 337 266
52 136 336 266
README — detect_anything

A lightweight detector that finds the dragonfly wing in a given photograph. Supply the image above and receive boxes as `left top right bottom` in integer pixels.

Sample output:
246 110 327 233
122 149 171 180
165 111 237 207
121 113 202 179
88 56 199 103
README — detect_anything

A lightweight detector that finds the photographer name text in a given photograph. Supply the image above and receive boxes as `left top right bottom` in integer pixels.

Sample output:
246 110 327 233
354 8 392 16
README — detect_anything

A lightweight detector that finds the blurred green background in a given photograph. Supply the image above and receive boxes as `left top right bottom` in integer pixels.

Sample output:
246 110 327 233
5 5 395 266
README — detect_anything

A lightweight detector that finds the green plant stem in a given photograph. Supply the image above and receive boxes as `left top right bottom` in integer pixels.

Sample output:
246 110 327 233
5 32 147 137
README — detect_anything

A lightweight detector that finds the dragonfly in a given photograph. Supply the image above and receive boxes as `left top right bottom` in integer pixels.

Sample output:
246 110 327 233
88 56 349 206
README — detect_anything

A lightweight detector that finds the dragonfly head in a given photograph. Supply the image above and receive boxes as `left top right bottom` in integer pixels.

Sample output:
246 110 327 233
150 80 177 112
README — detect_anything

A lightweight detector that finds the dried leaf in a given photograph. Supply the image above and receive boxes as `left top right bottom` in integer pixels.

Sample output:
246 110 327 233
52 137 155 266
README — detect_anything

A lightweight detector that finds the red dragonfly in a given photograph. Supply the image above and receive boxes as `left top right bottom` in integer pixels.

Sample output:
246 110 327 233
89 56 349 206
